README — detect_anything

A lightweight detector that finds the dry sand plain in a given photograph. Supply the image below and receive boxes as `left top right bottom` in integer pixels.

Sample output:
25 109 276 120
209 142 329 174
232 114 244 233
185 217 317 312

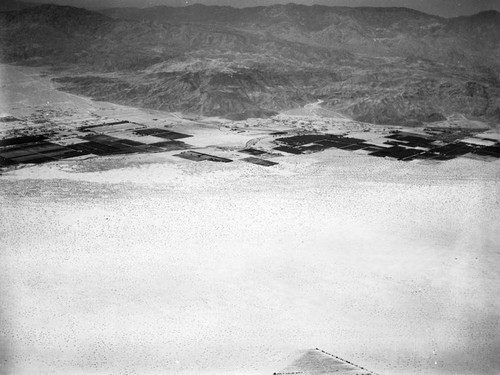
1 64 500 375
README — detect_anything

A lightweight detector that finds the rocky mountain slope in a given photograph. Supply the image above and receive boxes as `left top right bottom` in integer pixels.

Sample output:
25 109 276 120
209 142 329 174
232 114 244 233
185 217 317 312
0 0 37 11
102 4 500 64
1 3 499 124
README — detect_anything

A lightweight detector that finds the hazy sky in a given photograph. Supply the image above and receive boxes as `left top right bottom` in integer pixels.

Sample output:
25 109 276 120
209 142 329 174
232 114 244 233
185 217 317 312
26 0 500 17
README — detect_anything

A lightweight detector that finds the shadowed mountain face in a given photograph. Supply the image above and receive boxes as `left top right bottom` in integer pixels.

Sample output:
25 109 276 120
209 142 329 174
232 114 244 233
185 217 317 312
0 0 37 11
1 3 499 124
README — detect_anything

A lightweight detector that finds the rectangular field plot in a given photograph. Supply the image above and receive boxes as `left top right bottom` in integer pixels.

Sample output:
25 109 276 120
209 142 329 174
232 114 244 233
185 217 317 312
338 143 367 151
81 134 122 144
276 134 366 148
20 142 67 154
40 149 86 160
72 136 151 155
149 141 191 151
0 148 38 159
127 144 167 153
453 137 496 147
472 144 500 158
78 134 192 154
387 133 435 148
362 145 386 152
0 156 18 167
78 121 143 133
242 157 278 167
0 142 63 158
431 142 475 157
66 142 123 156
275 134 328 146
154 131 193 140
9 154 56 164
369 146 424 160
134 128 192 140
404 151 443 161
110 139 145 147
0 135 48 147
316 139 366 149
240 148 267 156
174 151 232 163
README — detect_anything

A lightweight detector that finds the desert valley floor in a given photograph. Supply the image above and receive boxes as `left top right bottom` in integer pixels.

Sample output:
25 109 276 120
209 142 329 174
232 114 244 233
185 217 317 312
0 64 499 375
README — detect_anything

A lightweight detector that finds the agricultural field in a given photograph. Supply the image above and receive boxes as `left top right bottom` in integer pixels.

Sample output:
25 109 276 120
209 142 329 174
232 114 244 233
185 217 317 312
1 63 499 375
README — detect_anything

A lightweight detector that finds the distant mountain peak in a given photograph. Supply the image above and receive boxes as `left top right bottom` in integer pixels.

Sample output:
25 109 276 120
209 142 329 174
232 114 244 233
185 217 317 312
2 3 112 22
0 3 113 36
0 0 37 12
1 2 499 124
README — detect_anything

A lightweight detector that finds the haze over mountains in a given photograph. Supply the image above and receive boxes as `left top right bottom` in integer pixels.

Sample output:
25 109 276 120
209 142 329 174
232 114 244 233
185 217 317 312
10 0 500 18
1 1 499 124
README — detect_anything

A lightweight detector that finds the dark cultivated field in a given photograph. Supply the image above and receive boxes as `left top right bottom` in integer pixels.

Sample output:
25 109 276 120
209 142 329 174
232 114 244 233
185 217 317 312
274 131 500 161
0 125 195 166
242 157 279 167
2 120 498 171
174 151 233 163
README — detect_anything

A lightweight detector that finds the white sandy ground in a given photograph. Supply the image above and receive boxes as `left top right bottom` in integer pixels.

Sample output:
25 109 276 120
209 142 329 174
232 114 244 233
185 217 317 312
1 151 499 375
1 64 500 375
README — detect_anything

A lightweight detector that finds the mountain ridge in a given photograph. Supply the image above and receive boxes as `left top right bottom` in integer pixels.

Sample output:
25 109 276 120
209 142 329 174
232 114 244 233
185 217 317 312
1 3 499 125
0 0 37 11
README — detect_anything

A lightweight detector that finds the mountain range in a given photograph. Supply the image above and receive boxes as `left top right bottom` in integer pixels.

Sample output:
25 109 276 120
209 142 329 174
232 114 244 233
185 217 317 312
1 2 499 124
